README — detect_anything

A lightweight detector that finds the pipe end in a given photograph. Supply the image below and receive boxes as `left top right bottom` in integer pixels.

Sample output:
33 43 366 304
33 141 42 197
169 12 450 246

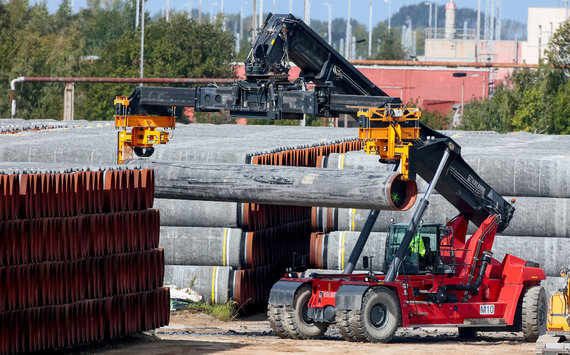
387 174 417 211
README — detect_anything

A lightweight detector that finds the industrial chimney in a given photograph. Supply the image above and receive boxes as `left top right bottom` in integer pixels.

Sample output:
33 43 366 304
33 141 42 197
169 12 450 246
445 0 456 39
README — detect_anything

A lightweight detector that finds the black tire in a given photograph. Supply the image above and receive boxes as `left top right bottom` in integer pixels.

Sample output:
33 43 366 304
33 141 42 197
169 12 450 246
354 287 401 343
282 285 329 339
457 327 478 339
335 310 361 342
267 304 290 339
521 286 547 342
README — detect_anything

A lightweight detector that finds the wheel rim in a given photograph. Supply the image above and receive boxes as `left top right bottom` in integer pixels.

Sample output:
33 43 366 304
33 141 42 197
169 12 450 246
370 303 387 329
301 301 314 325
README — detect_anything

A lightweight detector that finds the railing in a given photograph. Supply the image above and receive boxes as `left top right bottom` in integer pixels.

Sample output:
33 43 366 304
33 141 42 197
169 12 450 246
425 27 478 40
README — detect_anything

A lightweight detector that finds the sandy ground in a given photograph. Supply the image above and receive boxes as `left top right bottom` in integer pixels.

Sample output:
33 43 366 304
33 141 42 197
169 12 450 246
55 311 536 355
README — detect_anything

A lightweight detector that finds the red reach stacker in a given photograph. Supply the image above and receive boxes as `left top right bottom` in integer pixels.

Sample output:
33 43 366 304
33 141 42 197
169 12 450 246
268 114 547 342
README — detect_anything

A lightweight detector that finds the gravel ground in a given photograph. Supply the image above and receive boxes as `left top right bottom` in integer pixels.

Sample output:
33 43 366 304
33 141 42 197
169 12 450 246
55 311 535 354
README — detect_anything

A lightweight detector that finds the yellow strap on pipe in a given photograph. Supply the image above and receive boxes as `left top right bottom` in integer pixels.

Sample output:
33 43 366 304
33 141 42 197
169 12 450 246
222 228 228 266
341 231 346 270
211 266 217 304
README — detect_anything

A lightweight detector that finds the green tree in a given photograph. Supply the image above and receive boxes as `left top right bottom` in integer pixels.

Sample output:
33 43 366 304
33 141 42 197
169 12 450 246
462 20 570 134
375 29 405 60
76 13 235 121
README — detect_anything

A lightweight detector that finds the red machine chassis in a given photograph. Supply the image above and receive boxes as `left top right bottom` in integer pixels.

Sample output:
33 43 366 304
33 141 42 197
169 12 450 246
282 215 545 329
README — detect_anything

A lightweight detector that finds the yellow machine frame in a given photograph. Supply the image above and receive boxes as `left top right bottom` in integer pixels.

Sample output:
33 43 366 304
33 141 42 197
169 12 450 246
114 96 176 164
547 268 570 331
355 106 421 180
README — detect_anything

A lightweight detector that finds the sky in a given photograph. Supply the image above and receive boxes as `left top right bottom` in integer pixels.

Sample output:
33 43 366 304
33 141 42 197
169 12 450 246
46 0 568 24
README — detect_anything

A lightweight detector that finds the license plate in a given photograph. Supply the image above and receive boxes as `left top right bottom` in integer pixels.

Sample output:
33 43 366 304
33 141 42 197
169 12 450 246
480 304 495 315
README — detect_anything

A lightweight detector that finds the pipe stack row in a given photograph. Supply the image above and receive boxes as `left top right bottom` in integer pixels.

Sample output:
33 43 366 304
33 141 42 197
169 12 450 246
310 134 570 297
0 167 169 354
0 119 113 135
2 122 569 303
160 139 364 307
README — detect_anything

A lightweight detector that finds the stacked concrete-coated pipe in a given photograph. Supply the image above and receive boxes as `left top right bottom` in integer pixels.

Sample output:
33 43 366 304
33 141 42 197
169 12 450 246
3 121 570 306
151 136 367 306
315 144 570 296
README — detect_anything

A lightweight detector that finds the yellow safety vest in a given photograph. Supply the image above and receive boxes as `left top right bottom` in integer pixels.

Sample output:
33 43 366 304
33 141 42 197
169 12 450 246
411 234 426 257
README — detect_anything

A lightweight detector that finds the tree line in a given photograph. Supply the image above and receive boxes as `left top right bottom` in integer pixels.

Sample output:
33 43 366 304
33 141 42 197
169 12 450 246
0 0 235 121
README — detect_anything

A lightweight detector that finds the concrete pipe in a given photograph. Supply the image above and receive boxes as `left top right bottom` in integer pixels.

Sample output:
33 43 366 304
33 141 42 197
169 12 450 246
155 200 242 228
493 235 570 277
163 265 234 304
0 124 360 166
155 199 311 230
163 263 288 306
160 227 246 268
311 195 570 238
541 277 566 299
131 161 417 210
309 231 388 270
160 221 311 268
310 232 570 277
322 152 570 198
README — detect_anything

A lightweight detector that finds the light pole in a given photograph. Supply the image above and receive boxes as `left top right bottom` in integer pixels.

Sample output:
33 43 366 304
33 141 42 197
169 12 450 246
259 0 263 28
348 38 365 60
434 0 438 33
221 0 225 30
323 2 332 45
135 0 140 27
166 0 170 22
452 72 485 121
210 2 218 23
289 0 293 13
166 0 169 22
199 0 202 23
140 0 145 84
476 0 480 60
424 1 432 28
384 0 391 31
368 0 373 57
304 0 311 26
345 0 351 57
240 1 247 42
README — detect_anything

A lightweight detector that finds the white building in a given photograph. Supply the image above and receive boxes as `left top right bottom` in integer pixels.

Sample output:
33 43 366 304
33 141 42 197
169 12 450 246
521 7 569 64
424 5 568 64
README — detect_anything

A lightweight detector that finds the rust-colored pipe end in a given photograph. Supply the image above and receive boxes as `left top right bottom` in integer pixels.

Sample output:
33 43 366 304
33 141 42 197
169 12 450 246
386 174 417 211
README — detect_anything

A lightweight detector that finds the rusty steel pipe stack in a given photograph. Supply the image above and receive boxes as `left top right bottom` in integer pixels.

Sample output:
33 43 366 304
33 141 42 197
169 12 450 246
0 167 169 354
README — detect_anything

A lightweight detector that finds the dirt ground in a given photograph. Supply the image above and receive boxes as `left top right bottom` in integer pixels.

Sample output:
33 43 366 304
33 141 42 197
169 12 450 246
72 311 537 355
